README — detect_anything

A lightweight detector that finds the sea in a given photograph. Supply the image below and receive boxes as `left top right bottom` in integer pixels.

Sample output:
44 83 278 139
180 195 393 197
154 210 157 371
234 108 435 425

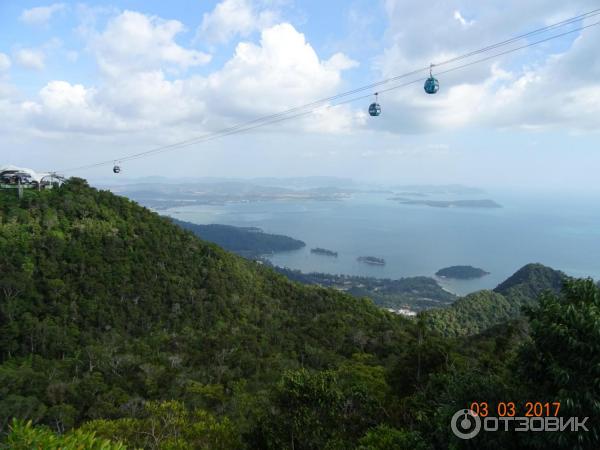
163 190 600 296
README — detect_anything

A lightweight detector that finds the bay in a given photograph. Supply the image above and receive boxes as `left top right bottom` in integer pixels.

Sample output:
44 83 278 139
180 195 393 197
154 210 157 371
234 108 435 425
163 190 600 296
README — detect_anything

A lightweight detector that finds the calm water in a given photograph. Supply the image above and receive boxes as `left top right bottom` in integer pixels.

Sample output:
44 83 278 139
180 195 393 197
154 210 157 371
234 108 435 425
164 191 600 296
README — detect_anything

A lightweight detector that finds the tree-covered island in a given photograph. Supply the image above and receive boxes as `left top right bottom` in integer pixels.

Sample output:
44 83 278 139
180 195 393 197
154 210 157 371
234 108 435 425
435 265 490 279
311 247 338 257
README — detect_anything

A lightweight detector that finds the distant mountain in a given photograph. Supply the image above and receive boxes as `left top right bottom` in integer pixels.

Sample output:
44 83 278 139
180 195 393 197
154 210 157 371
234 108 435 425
394 199 502 208
250 176 357 189
99 176 357 192
109 181 292 196
390 184 486 195
104 180 351 210
494 262 566 303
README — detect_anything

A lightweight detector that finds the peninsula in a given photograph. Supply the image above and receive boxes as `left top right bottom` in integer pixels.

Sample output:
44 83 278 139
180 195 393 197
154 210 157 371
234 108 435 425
170 219 305 257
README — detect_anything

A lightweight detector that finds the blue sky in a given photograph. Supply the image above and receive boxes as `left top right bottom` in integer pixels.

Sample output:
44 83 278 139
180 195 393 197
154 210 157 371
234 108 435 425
1 0 599 190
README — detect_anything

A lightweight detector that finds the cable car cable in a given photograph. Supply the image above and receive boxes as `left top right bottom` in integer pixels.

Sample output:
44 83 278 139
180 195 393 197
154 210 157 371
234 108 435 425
118 18 600 162
56 11 600 173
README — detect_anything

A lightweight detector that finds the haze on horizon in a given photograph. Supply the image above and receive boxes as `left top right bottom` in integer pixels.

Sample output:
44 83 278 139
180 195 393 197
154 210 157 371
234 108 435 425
1 0 599 192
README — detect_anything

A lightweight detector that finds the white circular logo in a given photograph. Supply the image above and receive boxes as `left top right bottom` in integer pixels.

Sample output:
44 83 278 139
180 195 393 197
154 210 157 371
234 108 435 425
451 409 481 440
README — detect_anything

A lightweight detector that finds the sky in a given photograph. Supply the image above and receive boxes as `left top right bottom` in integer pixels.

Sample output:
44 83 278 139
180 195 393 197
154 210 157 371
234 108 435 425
0 0 599 190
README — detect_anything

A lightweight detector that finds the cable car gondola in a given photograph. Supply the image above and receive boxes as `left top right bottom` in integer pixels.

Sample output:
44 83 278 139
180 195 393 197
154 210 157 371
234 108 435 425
113 163 121 174
368 93 381 116
424 64 439 94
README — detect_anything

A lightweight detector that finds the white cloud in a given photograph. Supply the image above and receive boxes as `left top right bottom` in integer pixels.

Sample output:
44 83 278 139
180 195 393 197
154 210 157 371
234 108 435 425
18 21 358 137
198 0 277 44
474 31 600 131
22 75 203 135
92 10 211 77
0 53 11 72
162 22 362 135
305 104 367 134
99 71 205 127
453 10 474 28
200 24 358 118
324 53 359 71
23 9 217 133
14 48 46 70
39 81 88 109
20 3 65 26
22 81 120 133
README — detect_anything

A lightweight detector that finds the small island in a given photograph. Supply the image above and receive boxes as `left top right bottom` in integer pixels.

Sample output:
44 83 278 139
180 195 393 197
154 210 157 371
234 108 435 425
311 247 338 257
357 256 386 266
435 265 490 279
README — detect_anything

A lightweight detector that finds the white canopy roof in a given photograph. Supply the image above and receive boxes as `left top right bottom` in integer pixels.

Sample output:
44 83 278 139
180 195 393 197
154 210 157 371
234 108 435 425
0 165 52 183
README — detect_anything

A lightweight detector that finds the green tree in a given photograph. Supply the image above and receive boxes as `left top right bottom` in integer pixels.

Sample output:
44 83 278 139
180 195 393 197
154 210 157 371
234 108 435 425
357 425 430 450
81 401 241 450
519 279 600 449
257 363 393 450
5 419 126 450
259 368 345 449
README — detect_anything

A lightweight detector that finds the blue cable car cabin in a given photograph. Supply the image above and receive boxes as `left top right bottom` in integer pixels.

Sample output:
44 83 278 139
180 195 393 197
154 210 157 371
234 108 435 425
424 64 439 94
424 76 439 94
369 102 381 116
369 93 381 116
113 165 121 174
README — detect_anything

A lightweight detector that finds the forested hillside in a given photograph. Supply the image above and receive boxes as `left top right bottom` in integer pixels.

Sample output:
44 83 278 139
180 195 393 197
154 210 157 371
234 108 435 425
0 179 414 447
1 180 598 449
